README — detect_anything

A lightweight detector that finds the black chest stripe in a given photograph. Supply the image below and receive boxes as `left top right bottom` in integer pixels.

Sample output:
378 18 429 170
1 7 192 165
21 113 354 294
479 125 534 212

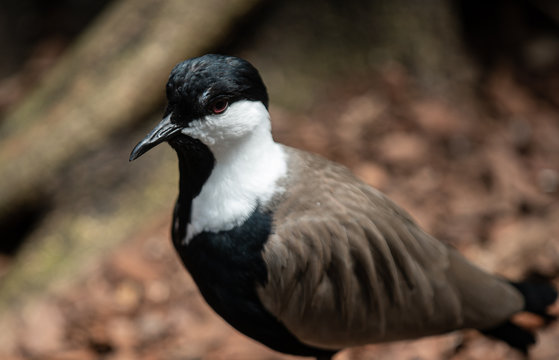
170 136 214 244
174 207 336 358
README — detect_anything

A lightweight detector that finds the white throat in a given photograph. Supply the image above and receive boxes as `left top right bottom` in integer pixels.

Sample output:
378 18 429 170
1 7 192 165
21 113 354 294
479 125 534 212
181 101 287 243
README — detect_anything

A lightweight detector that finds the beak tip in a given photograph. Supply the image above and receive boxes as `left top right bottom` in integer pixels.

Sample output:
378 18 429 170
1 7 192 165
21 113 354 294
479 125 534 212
129 145 143 162
129 114 178 162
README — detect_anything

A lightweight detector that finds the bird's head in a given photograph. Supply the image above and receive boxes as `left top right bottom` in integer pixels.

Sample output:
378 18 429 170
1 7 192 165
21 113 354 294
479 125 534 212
130 54 269 161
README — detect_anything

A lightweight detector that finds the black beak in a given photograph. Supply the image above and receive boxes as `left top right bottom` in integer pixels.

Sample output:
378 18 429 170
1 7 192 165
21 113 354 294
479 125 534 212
129 115 181 161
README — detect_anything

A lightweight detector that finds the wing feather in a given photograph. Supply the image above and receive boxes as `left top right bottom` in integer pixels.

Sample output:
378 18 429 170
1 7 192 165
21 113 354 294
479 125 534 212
257 147 523 350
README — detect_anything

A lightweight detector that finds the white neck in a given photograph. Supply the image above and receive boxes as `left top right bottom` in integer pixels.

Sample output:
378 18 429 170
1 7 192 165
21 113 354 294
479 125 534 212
183 103 287 243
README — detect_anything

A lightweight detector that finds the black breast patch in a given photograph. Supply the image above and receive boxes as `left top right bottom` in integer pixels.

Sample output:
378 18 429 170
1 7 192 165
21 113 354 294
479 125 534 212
174 207 336 358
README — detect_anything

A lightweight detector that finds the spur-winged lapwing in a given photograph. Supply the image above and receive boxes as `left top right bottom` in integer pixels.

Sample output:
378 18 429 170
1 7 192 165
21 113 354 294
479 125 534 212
130 54 557 359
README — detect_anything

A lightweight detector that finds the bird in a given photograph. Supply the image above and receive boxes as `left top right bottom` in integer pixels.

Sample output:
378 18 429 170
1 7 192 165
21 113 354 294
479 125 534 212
130 54 557 359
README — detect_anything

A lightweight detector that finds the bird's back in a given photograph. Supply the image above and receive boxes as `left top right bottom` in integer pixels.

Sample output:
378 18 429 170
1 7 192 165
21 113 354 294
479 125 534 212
257 146 524 350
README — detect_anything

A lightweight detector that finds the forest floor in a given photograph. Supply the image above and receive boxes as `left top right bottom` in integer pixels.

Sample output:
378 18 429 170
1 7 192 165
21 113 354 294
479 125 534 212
1 61 559 360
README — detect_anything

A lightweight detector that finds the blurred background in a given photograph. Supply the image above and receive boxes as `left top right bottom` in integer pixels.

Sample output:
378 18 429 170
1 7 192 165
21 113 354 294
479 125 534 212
0 0 558 359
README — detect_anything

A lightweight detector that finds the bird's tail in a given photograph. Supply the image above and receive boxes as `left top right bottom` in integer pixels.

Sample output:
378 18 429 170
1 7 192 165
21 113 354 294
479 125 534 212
482 280 557 354
511 280 558 318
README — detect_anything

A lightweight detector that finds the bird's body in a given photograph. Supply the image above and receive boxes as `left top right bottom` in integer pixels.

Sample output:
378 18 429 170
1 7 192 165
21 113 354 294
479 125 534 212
130 54 557 359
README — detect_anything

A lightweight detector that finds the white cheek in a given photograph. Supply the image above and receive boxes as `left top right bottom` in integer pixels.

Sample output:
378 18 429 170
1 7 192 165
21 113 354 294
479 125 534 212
181 100 268 147
181 118 217 145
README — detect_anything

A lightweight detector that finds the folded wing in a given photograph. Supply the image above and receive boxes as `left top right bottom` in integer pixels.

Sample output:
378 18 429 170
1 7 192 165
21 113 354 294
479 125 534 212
257 147 523 350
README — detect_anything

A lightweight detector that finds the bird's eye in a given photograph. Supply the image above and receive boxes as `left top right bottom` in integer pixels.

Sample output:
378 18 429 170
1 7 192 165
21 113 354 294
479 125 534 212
211 100 228 114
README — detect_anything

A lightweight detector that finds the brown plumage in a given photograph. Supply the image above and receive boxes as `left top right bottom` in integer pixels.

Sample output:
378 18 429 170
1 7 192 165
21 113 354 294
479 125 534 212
258 146 525 350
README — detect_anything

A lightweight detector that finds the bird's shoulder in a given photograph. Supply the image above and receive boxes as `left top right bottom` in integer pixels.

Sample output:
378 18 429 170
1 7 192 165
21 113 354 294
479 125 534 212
269 145 435 260
258 146 456 348
273 145 416 223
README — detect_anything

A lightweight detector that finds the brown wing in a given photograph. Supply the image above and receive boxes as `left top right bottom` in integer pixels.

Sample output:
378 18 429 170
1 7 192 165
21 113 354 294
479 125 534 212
257 147 524 350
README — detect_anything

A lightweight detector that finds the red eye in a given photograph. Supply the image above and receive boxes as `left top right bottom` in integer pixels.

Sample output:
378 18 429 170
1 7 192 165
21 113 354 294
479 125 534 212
212 100 228 114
